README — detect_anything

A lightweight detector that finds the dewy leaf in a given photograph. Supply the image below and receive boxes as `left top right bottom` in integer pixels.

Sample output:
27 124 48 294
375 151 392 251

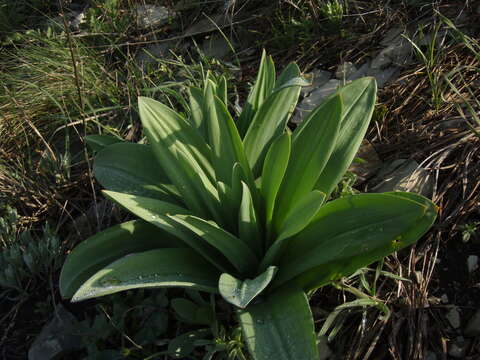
168 214 259 276
243 63 302 176
260 190 326 270
219 266 278 309
94 142 182 204
273 94 342 231
238 286 319 360
72 248 220 302
102 190 232 273
261 132 291 230
60 220 180 298
238 50 276 137
315 77 377 198
85 134 123 152
273 193 437 291
138 96 219 219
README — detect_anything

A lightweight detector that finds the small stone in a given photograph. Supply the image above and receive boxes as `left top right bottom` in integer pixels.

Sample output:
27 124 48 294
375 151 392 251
335 62 357 80
465 309 480 336
441 294 449 304
301 69 331 97
347 61 371 81
135 5 174 29
317 335 333 360
467 255 478 273
380 27 404 47
368 159 434 198
202 34 232 59
28 304 83 360
292 79 341 123
366 66 400 88
348 139 381 184
424 351 437 360
445 306 461 329
371 37 411 69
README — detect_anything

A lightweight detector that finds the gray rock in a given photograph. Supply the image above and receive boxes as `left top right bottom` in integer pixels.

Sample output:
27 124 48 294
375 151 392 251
184 13 231 36
301 69 331 97
347 61 371 81
380 27 404 47
448 337 467 358
292 79 341 123
135 5 174 29
28 304 83 360
136 43 173 67
202 34 233 59
465 309 480 336
335 62 357 80
368 159 434 198
371 37 411 69
367 66 400 88
348 139 381 183
317 335 333 360
467 255 479 273
445 306 461 329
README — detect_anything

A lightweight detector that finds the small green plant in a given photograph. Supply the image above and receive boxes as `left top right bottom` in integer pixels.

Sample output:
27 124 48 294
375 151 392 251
0 207 62 292
60 52 437 359
459 222 479 243
319 0 345 31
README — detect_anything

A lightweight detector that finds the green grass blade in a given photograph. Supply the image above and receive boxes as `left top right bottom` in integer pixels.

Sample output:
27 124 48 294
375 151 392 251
314 78 377 198
94 142 182 204
168 214 259 276
273 193 437 291
72 248 220 302
187 86 206 138
59 220 180 299
238 286 319 360
273 95 342 231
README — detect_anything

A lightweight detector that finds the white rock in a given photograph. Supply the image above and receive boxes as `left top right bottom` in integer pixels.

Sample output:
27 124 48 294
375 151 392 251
445 306 461 329
467 255 478 273
136 5 173 29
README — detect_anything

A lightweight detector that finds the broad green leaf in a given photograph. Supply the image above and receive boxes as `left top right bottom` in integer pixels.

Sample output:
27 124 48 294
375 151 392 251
314 78 377 198
219 266 277 309
204 82 253 186
139 96 219 219
171 298 214 325
59 220 180 298
273 95 343 230
260 190 326 269
239 182 262 257
260 132 291 230
103 190 232 273
238 50 276 136
187 86 206 137
168 214 259 276
273 193 437 291
85 134 123 152
238 286 318 360
72 248 220 302
94 142 182 203
243 63 303 175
